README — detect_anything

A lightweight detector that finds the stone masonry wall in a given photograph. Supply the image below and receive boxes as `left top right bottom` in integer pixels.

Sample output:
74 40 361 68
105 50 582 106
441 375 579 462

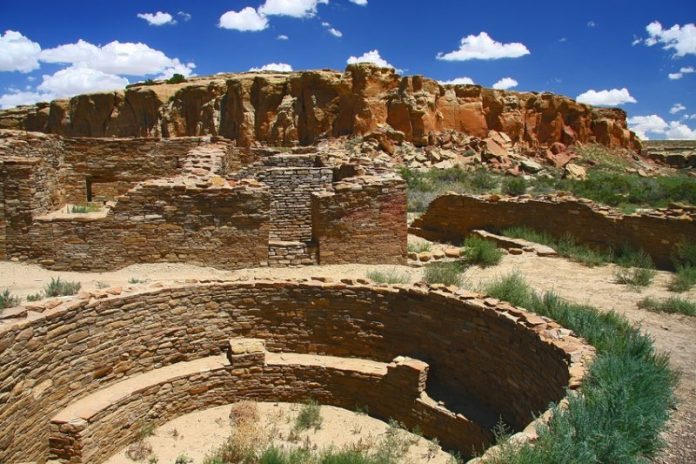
17 180 270 270
0 280 593 463
410 194 696 269
312 175 408 264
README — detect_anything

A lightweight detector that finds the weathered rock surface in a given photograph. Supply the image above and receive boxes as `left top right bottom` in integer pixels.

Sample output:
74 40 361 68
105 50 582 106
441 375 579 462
0 64 640 151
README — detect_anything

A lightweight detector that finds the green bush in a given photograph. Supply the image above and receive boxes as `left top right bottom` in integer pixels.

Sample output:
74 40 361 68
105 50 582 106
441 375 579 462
366 269 410 284
462 236 503 267
614 267 656 288
638 297 696 316
423 262 465 286
44 277 81 297
294 400 322 432
501 177 527 196
26 293 43 302
485 273 677 464
166 73 186 84
669 265 696 292
0 289 20 309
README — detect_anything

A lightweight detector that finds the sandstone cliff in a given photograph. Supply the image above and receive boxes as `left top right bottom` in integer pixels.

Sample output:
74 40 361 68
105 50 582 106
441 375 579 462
0 64 640 151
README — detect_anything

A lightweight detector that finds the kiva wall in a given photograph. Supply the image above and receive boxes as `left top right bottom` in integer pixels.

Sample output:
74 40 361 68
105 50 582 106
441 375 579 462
410 194 696 269
0 281 591 463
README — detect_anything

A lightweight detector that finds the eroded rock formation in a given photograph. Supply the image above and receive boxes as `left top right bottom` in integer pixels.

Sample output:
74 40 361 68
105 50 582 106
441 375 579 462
0 64 640 151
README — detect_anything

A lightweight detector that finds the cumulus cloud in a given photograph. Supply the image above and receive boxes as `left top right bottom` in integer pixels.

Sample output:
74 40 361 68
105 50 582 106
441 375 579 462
322 22 343 38
218 7 269 31
37 66 128 97
0 90 49 108
0 30 41 72
259 0 328 18
39 39 194 77
628 114 696 140
347 49 398 70
249 63 293 72
137 12 176 26
436 32 530 61
277 34 289 40
576 88 637 106
492 77 518 90
670 103 686 114
668 66 694 80
644 21 696 57
438 77 475 86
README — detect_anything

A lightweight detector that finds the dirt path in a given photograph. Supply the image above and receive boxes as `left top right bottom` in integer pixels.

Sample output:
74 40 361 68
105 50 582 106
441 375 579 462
1 248 694 462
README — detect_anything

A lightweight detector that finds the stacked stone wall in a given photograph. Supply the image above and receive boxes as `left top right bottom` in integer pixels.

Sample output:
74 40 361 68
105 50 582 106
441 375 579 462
411 194 696 269
0 280 592 463
312 176 408 264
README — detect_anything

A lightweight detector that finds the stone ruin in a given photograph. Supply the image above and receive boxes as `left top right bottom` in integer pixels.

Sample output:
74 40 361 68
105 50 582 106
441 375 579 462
0 130 406 271
0 278 595 463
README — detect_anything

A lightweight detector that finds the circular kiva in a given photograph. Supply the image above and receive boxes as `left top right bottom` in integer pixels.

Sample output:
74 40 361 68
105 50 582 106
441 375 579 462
0 279 594 464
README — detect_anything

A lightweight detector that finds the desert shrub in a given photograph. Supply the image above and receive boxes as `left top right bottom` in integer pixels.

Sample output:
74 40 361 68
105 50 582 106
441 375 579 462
175 454 193 464
614 267 657 288
44 277 81 297
501 177 527 196
204 403 265 464
366 269 410 284
0 289 20 309
407 241 432 253
638 297 696 316
470 168 497 191
294 400 322 432
462 236 503 267
485 273 677 464
128 277 147 284
423 262 465 286
669 265 696 293
673 241 696 267
26 293 43 302
166 73 186 84
613 247 656 288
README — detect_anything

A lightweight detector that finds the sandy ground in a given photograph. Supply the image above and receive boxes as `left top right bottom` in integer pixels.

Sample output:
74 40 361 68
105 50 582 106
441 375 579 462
1 237 695 463
104 402 453 464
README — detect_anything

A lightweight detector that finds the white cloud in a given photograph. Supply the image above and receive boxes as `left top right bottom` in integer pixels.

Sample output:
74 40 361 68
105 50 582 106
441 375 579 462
277 34 289 40
0 30 41 72
347 49 398 70
587 21 597 28
259 0 328 18
438 77 475 86
322 22 343 38
0 90 50 109
37 65 128 98
492 77 518 90
40 40 195 76
644 21 696 57
670 103 686 114
249 63 293 72
218 7 269 31
436 32 530 61
177 11 192 21
628 114 696 140
349 0 367 4
576 88 637 106
137 12 176 26
668 66 695 80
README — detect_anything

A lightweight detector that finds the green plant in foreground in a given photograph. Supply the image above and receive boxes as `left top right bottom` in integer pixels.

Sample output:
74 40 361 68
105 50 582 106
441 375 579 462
44 277 81 297
366 269 410 285
638 297 696 316
423 261 465 286
462 236 503 267
0 289 20 309
294 400 323 432
485 273 677 464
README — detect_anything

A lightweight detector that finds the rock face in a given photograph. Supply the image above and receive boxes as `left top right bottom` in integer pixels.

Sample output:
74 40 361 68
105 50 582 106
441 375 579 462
0 64 640 151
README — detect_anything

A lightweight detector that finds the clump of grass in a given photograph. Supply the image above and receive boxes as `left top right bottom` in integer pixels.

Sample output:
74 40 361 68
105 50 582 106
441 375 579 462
407 241 432 253
128 277 148 284
485 273 677 464
204 402 265 464
669 265 696 292
423 261 465 286
0 288 21 309
294 400 323 432
614 267 657 288
0 289 20 309
26 293 43 302
638 297 696 316
462 236 503 267
69 203 101 213
44 277 81 297
366 269 411 285
501 177 527 196
175 454 193 464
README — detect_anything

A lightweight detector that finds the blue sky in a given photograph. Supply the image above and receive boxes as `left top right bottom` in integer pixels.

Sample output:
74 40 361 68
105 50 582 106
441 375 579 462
0 0 695 139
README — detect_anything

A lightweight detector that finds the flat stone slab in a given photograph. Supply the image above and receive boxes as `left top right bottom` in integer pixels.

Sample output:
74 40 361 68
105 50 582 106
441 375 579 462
266 352 388 376
471 230 558 257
